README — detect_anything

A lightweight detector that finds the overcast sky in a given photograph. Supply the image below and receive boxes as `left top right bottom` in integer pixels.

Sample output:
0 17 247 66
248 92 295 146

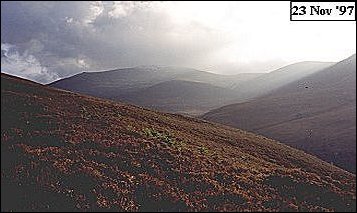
1 1 356 83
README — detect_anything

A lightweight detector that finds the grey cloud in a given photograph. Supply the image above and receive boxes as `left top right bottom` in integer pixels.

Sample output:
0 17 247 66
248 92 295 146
1 1 230 83
1 43 59 83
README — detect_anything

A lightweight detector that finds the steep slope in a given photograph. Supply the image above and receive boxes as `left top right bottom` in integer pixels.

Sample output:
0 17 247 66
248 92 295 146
1 73 356 212
203 54 356 173
120 80 239 116
233 61 334 102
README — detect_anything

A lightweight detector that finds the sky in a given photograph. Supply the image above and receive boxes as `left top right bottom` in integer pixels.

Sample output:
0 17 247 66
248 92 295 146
1 1 356 83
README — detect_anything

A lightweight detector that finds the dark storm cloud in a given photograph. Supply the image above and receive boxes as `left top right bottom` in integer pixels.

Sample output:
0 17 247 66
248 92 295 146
1 1 228 83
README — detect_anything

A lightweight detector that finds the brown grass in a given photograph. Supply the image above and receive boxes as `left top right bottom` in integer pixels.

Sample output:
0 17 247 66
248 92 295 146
1 73 356 212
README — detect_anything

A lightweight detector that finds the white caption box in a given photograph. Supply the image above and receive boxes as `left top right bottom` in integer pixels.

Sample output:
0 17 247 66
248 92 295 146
291 1 355 21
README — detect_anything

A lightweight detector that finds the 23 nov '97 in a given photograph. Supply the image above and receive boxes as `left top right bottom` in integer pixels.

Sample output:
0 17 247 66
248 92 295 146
292 5 354 16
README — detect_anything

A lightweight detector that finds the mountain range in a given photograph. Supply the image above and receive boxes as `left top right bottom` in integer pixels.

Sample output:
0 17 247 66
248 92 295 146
50 62 331 115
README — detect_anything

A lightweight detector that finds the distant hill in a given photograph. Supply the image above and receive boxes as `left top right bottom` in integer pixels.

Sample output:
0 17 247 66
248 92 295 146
203 54 356 173
49 66 194 99
2 73 355 211
233 61 334 102
49 66 262 98
49 66 262 115
49 63 332 116
120 80 239 115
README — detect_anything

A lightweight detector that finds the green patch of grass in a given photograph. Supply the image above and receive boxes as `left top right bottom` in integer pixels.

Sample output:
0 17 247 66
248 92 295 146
143 128 185 149
80 106 91 119
198 146 209 155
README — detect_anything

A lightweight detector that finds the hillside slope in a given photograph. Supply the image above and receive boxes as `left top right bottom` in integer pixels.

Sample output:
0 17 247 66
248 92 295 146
203 54 356 173
233 61 334 102
1 73 355 212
